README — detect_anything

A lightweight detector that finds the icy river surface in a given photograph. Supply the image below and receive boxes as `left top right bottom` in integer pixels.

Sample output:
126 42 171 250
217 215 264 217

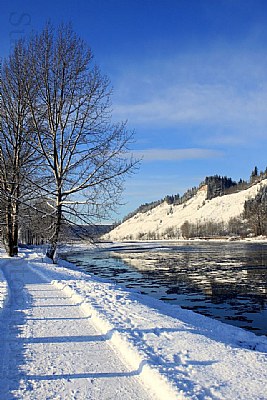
62 241 267 336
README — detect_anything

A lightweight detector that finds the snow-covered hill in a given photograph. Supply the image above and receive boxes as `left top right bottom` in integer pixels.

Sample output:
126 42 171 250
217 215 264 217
105 179 267 241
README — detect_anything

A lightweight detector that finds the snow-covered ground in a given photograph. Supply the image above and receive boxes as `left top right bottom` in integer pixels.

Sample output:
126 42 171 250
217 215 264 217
0 247 267 399
105 179 267 240
0 266 8 316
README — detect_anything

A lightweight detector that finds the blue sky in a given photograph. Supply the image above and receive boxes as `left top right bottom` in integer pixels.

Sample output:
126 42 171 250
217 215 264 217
1 0 267 221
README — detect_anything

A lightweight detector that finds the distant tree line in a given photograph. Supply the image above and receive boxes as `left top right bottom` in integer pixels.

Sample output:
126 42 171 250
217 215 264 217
122 199 162 223
205 176 237 200
178 218 248 240
165 186 198 205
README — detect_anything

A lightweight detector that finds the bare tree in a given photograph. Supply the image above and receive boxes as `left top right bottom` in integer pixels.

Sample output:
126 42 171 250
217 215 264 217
19 198 55 245
24 24 137 260
244 187 267 236
180 220 190 239
0 42 40 256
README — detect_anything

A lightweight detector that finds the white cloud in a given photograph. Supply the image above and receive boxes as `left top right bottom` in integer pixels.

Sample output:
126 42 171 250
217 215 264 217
111 50 267 145
114 83 267 127
132 148 223 161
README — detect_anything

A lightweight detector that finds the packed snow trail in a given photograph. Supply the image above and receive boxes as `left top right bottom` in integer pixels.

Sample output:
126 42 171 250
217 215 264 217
0 257 154 399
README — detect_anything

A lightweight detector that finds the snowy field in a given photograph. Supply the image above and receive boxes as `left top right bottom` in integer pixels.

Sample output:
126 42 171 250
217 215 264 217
0 246 267 400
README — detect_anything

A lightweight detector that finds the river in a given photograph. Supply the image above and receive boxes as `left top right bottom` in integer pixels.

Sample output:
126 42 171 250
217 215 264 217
61 241 267 336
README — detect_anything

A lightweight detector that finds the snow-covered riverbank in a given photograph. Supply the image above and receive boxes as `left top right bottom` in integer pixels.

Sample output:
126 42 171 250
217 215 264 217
0 247 267 399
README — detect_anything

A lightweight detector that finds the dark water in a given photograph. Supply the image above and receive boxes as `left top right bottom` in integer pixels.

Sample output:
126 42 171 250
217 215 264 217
61 241 267 336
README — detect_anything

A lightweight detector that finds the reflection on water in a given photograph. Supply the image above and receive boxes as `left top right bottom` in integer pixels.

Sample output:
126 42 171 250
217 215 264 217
62 241 267 336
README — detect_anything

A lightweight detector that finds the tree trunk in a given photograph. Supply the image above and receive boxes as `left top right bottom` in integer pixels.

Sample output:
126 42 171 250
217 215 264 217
4 193 20 257
6 198 15 257
46 241 57 262
13 219 19 256
46 202 62 262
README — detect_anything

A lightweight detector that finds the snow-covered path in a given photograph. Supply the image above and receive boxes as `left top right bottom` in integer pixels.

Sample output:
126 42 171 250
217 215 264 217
0 257 153 399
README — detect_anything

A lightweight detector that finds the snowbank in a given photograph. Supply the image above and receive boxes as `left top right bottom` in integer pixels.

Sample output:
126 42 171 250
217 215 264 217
0 250 9 315
0 269 8 315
